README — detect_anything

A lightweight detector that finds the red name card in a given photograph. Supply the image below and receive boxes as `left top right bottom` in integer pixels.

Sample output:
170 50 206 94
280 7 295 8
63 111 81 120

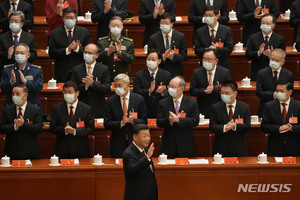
76 121 85 128
171 49 179 54
224 157 238 164
159 85 166 89
61 159 75 166
261 8 269 14
177 112 186 118
116 159 123 165
175 158 189 165
130 112 138 119
215 84 222 87
289 117 298 124
147 119 157 125
235 118 244 124
283 157 296 164
12 160 26 167
216 42 224 47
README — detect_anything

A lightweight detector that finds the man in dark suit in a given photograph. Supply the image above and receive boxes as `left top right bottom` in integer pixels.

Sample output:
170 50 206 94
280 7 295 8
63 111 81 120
133 49 172 118
50 81 94 159
49 7 91 82
92 0 127 41
0 0 33 33
261 80 300 156
188 0 229 45
97 16 135 81
289 0 300 42
104 73 147 158
256 49 293 117
0 84 43 160
209 81 251 157
71 43 111 118
246 14 286 80
237 0 279 45
148 13 187 76
297 26 300 51
190 49 231 118
1 43 43 108
194 6 233 71
139 0 176 46
123 124 157 200
0 11 36 71
157 76 199 158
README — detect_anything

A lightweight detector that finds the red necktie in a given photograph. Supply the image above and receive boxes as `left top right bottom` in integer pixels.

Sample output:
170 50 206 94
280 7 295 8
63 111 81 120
282 103 287 124
69 106 74 122
17 107 22 118
123 97 127 117
211 29 215 42
68 30 72 44
208 72 213 85
228 105 233 120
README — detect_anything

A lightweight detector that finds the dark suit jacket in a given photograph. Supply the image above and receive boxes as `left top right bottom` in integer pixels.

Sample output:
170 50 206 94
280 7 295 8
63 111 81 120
104 92 147 158
0 30 37 68
50 101 94 159
209 100 251 157
237 0 279 44
133 68 172 118
194 24 233 70
71 62 111 118
139 0 176 46
261 98 300 156
157 95 199 158
91 0 127 41
188 0 229 44
49 25 91 82
0 102 43 160
296 25 300 51
290 0 300 42
0 0 33 33
189 65 231 118
256 67 293 117
246 31 286 80
123 143 157 200
148 30 187 76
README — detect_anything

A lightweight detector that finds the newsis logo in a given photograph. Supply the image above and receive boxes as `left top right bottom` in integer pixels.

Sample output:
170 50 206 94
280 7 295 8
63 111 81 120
237 184 292 193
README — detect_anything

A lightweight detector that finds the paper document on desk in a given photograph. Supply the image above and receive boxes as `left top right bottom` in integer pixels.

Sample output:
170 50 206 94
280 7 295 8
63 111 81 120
275 157 283 163
188 159 209 164
25 160 32 166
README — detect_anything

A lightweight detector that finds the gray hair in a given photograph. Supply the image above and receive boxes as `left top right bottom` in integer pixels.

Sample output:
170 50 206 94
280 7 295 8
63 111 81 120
174 76 186 88
114 73 130 84
9 11 25 23
16 43 30 52
271 48 286 59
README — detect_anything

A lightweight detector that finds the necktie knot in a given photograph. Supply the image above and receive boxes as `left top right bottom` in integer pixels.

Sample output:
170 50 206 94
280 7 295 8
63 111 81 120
151 72 155 80
70 105 73 109
265 35 269 42
11 2 16 11
281 103 286 107
18 107 22 118
13 35 18 39
19 107 22 111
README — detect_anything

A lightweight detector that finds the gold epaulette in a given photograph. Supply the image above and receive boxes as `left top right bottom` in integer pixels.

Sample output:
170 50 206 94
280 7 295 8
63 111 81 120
31 64 41 69
98 36 108 41
3 64 13 68
123 37 133 42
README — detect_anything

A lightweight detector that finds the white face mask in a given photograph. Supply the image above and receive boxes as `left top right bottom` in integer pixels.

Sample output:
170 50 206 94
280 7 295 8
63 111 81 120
83 53 94 64
269 60 281 70
64 93 76 104
221 94 233 104
160 24 171 34
12 95 23 106
15 54 27 64
202 61 214 71
64 19 76 29
110 27 122 36
205 17 215 26
168 88 178 97
9 22 20 33
260 24 272 34
276 92 287 102
146 60 158 70
115 87 126 96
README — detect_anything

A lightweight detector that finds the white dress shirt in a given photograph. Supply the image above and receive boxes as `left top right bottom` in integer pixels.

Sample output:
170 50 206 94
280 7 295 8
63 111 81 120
9 0 20 11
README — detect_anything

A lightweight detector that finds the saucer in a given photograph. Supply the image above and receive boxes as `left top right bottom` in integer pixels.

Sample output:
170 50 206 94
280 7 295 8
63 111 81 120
49 163 61 166
257 161 269 164
0 164 12 167
251 122 260 125
229 18 237 20
92 163 104 166
47 87 59 89
212 162 223 164
241 85 252 88
234 50 245 53
157 162 168 165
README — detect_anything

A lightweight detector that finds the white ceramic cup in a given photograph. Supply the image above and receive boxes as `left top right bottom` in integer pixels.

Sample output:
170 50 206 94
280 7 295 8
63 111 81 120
229 10 236 19
214 153 222 163
257 153 267 163
93 154 103 164
85 11 92 21
158 153 167 163
50 155 59 165
1 155 10 166
199 114 205 124
48 78 57 88
144 45 148 53
241 77 251 87
251 115 259 123
234 42 243 51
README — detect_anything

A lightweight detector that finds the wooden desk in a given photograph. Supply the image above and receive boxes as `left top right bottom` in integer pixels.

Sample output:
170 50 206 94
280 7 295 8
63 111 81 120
0 157 300 200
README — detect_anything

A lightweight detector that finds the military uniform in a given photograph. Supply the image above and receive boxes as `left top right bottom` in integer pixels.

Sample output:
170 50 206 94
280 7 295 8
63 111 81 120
97 35 135 81
0 63 44 108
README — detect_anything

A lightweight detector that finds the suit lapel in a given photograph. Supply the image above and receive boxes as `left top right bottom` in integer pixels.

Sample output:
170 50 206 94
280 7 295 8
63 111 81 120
168 96 176 114
178 95 186 113
143 69 152 83
159 32 166 51
128 93 136 113
233 101 241 119
204 26 211 46
273 100 282 124
62 101 71 124
61 27 70 46
170 31 176 49
80 64 88 80
7 32 14 46
286 99 295 123
222 102 230 122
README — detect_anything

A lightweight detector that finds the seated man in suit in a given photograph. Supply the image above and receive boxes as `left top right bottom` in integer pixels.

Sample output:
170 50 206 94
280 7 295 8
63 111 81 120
133 49 172 118
49 7 91 82
92 0 127 41
71 43 111 118
0 0 33 33
0 83 43 160
148 13 187 76
194 6 233 71
188 0 229 45
139 0 176 46
104 73 147 158
289 0 300 43
123 124 157 200
237 0 279 45
97 16 135 81
296 26 300 52
261 80 300 156
209 81 251 157
45 0 78 38
0 11 36 71
50 81 94 159
1 43 43 108
246 14 286 80
157 76 199 158
190 49 231 118
256 49 293 117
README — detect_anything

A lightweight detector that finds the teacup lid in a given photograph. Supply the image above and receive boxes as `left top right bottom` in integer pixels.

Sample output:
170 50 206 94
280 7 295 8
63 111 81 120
243 76 250 80
49 78 56 82
3 155 9 158
94 153 101 157
215 152 222 156
52 154 58 158
86 11 91 14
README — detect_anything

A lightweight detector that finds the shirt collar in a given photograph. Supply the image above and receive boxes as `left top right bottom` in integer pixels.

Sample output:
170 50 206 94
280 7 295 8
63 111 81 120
148 67 158 77
226 99 236 107
272 66 282 74
162 29 173 38
280 97 291 106
16 100 27 110
262 31 273 39
133 141 144 153
67 98 78 109
12 29 22 38
206 64 217 75
120 90 130 101
208 22 219 32
64 26 75 33
10 0 19 5
173 94 183 104
85 61 96 69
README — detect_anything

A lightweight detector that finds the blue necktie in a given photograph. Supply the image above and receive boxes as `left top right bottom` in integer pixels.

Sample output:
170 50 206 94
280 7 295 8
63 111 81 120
13 35 19 48
207 0 211 6
11 3 16 11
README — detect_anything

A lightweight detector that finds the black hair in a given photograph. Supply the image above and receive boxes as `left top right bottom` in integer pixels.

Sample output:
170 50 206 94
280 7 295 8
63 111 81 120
63 81 79 92
276 80 293 91
133 124 150 135
261 14 277 24
205 6 220 15
222 80 238 92
161 12 175 23
13 83 28 93
63 7 77 17
147 49 162 60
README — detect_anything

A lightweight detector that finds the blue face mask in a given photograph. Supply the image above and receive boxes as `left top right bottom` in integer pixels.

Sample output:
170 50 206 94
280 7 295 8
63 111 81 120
276 92 287 102
221 94 233 104
205 17 215 26
64 19 76 29
168 88 178 97
15 54 27 64
9 22 20 33
160 24 171 34
83 53 94 64
260 24 272 34
110 27 122 36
